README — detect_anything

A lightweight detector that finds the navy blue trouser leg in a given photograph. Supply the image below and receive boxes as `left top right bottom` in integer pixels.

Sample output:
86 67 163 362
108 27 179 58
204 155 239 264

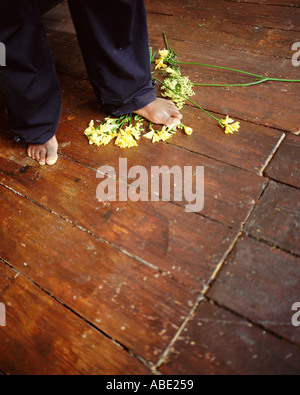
0 0 156 144
0 0 61 144
68 0 156 116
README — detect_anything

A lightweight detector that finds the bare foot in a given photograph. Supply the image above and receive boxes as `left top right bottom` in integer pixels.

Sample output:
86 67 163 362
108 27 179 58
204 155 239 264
134 98 183 127
27 135 58 166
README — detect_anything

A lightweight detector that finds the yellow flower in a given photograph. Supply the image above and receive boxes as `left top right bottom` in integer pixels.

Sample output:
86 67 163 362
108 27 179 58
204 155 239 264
155 57 167 70
220 115 240 134
115 129 139 149
144 130 155 141
99 134 117 146
158 49 170 60
155 49 171 69
84 120 96 135
165 67 179 75
183 126 193 135
143 125 175 143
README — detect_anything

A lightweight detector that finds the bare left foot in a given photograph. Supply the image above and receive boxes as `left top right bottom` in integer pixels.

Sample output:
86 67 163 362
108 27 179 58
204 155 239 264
134 98 183 127
27 135 58 166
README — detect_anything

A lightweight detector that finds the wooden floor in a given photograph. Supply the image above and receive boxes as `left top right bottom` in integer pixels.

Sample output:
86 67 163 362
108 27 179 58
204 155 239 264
0 0 300 375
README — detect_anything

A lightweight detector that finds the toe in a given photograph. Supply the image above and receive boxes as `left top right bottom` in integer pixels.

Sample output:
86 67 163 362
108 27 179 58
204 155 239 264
165 117 181 128
39 149 47 166
171 108 183 120
32 149 40 162
46 150 58 166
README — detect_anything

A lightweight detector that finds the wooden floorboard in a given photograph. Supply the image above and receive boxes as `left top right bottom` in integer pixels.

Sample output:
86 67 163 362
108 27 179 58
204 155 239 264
0 0 299 375
208 236 300 345
0 131 235 291
0 185 200 364
145 0 300 31
244 181 300 256
265 134 300 188
0 262 149 375
159 300 300 375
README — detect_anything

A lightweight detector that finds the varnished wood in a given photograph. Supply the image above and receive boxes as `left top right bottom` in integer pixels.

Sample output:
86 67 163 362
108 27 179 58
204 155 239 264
0 264 149 375
244 181 300 256
208 236 300 345
265 134 300 188
160 300 300 375
0 185 198 363
0 132 235 292
0 0 299 375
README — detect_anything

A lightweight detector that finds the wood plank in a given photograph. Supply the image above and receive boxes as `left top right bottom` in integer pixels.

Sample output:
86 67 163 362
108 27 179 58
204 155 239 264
45 1 300 31
145 0 300 31
146 13 300 58
0 185 198 363
227 0 300 7
57 121 266 230
159 300 300 375
0 261 17 297
0 265 149 375
208 236 300 345
265 134 300 189
244 181 300 256
0 130 236 292
43 0 71 22
168 105 284 175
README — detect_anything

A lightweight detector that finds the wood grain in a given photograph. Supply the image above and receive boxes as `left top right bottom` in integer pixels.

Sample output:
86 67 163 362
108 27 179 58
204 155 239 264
208 236 300 345
0 130 235 292
0 265 149 375
160 300 300 375
244 181 300 256
0 185 198 363
265 134 300 189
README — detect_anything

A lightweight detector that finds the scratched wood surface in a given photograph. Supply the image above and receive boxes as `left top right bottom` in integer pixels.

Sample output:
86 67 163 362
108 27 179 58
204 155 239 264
0 0 299 375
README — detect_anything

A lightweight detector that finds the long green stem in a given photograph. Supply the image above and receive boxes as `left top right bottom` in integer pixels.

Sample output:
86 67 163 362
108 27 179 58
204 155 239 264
267 77 300 82
163 32 170 51
193 78 269 87
173 61 264 79
173 61 300 83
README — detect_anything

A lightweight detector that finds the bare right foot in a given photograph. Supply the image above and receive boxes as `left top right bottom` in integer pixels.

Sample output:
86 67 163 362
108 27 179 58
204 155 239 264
134 98 183 128
27 135 58 166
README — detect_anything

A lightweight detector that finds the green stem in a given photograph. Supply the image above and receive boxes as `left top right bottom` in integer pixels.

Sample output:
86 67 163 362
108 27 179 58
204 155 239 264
153 76 222 124
163 32 170 51
267 77 300 82
173 61 300 83
173 61 264 79
193 78 269 87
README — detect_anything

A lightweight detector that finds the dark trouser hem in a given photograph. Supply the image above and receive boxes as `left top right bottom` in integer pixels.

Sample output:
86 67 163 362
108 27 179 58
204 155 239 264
21 102 62 145
105 81 157 117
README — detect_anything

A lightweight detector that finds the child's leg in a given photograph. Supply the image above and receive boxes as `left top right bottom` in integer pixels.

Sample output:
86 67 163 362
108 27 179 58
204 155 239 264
0 0 61 165
68 0 182 126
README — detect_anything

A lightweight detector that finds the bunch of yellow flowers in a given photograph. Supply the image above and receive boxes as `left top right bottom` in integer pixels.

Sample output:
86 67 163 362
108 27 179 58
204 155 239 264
85 115 193 149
